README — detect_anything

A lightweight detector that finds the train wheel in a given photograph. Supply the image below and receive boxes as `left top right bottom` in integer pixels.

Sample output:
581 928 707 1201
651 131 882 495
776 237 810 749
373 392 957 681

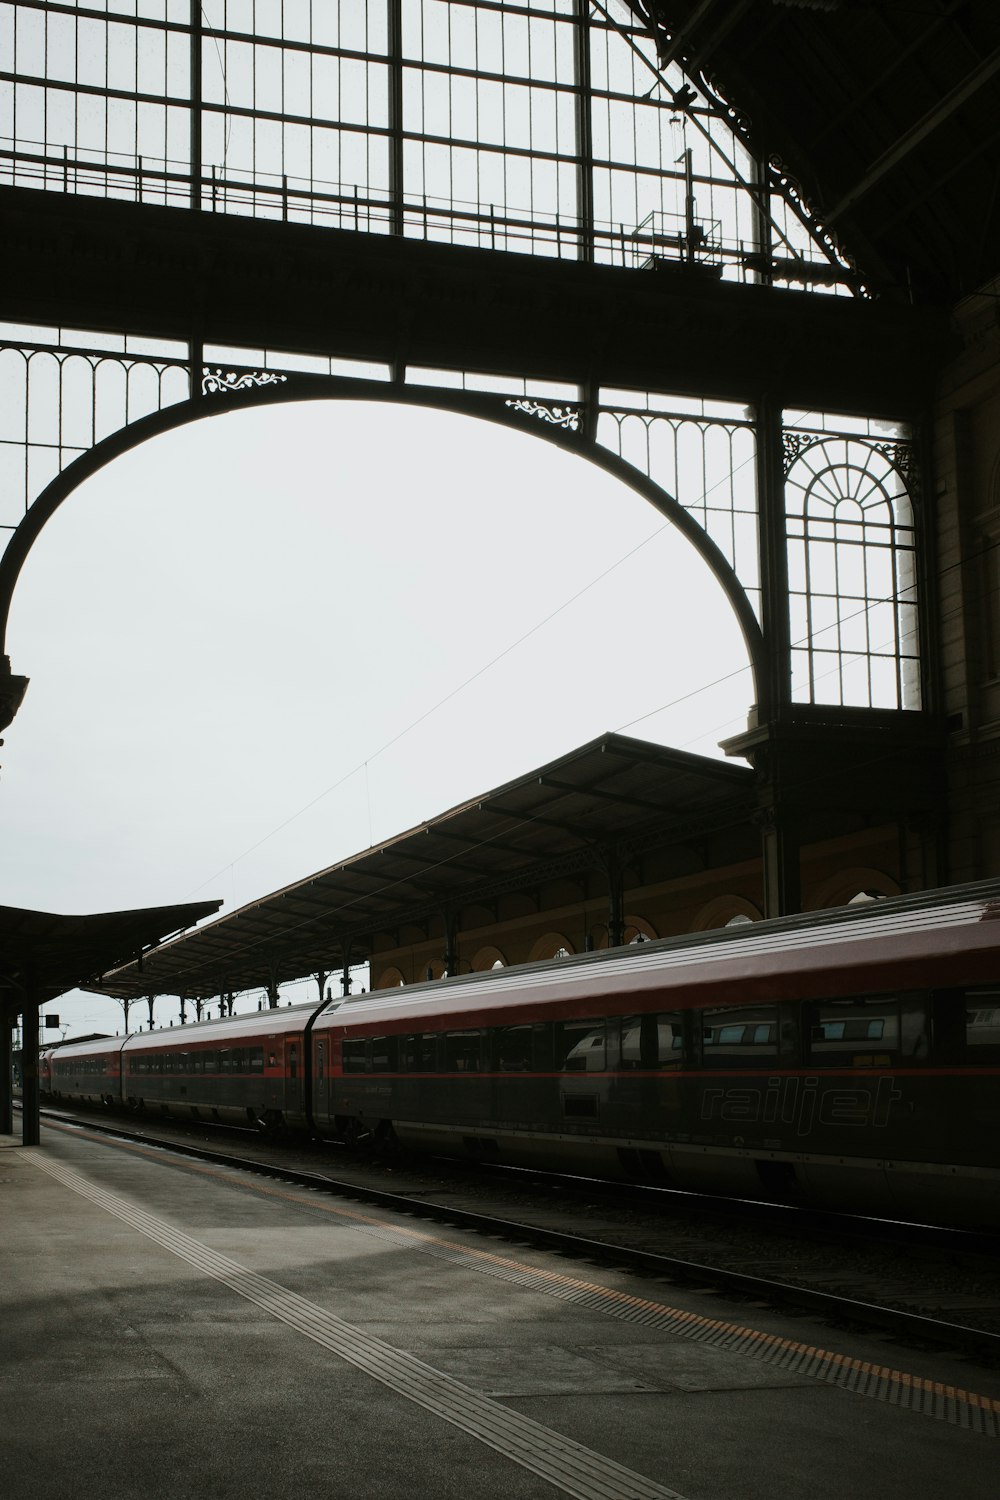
254 1109 283 1138
339 1116 370 1149
373 1120 400 1158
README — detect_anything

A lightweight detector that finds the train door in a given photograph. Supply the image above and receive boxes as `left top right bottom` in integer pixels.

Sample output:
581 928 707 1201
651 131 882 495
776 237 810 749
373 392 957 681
312 1033 330 1131
285 1038 303 1125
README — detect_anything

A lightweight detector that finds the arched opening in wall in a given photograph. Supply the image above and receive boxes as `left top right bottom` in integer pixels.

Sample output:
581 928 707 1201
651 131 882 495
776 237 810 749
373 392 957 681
811 870 900 909
376 966 406 990
529 933 576 962
692 896 762 932
624 917 657 944
6 400 753 1036
470 946 507 972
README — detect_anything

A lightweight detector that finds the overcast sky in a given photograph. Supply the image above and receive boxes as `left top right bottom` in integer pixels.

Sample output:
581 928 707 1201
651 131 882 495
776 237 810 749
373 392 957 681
3 398 753 1036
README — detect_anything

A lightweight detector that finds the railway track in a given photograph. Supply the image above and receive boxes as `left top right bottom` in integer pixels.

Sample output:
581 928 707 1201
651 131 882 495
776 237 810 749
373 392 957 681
34 1103 1000 1362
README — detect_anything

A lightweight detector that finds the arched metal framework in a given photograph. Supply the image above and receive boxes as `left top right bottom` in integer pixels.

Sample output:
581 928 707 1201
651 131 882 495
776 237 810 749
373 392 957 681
0 1 936 919
0 366 767 691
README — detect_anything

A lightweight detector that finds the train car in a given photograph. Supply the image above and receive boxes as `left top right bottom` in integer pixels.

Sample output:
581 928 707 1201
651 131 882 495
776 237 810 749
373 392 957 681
310 884 1000 1226
36 883 1000 1226
45 1036 125 1109
119 1004 316 1130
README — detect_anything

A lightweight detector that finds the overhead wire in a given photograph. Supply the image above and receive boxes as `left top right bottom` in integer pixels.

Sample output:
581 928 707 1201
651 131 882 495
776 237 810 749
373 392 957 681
143 527 1000 1003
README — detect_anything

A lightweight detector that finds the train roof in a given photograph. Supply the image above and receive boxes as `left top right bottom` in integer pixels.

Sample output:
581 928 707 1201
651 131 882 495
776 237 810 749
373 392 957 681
318 883 1000 1032
43 883 1000 1054
42 1035 123 1059
118 1001 319 1052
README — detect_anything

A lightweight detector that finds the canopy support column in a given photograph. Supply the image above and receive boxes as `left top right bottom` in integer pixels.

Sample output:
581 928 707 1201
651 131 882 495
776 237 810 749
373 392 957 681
1 1006 13 1135
21 979 40 1146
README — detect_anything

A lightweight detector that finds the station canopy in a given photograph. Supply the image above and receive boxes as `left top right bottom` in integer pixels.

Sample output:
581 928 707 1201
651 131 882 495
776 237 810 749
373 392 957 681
0 901 222 1011
88 734 756 1003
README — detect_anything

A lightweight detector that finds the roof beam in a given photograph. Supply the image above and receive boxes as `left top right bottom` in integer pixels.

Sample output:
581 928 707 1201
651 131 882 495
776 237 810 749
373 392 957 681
428 825 535 860
477 799 594 844
825 44 1000 223
537 775 670 817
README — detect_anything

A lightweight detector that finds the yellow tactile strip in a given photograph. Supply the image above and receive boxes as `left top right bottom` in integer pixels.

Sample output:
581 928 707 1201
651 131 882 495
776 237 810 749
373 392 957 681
45 1124 1000 1437
349 1219 1000 1437
25 1149 688 1500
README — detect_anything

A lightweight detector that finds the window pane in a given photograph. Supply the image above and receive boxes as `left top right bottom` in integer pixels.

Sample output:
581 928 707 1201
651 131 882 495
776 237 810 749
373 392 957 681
496 1025 535 1072
342 1038 368 1073
445 1030 481 1071
371 1035 397 1072
557 1019 605 1072
806 996 928 1067
700 1006 779 1067
965 988 1000 1064
618 1012 683 1068
401 1033 437 1070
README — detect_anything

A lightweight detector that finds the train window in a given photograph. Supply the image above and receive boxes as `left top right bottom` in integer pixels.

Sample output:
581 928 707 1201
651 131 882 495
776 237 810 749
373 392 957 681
401 1033 438 1071
371 1036 397 1072
699 1006 779 1067
342 1039 368 1073
618 1013 685 1069
316 1044 324 1083
250 1048 264 1072
805 995 930 1067
202 1051 217 1074
557 1019 606 1073
495 1025 536 1072
289 1045 298 1080
445 1031 481 1072
965 988 1000 1063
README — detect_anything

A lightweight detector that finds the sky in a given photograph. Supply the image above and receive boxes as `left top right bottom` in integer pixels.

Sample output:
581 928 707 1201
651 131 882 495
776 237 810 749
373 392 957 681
2 397 754 1038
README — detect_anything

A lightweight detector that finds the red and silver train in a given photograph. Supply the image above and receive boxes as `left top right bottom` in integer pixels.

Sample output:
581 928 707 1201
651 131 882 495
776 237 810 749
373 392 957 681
41 882 1000 1227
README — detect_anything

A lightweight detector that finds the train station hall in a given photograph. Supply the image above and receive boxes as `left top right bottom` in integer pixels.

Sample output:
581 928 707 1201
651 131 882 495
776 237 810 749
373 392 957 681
3 4 1000 1498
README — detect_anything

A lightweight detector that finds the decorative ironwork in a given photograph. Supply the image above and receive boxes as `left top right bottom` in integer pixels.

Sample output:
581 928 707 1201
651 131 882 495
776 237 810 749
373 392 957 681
782 431 815 473
768 154 858 288
202 369 288 396
505 400 581 433
872 441 916 479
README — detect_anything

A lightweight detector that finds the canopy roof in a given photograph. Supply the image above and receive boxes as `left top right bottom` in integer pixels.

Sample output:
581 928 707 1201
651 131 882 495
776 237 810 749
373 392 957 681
641 0 999 302
0 901 222 1010
89 733 755 1002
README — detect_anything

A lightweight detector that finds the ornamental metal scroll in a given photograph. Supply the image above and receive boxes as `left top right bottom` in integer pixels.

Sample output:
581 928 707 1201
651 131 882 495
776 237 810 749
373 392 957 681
504 399 582 433
202 369 289 396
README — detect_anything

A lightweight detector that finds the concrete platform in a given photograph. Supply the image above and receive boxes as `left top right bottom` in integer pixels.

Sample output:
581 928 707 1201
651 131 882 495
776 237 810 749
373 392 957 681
3 1121 999 1500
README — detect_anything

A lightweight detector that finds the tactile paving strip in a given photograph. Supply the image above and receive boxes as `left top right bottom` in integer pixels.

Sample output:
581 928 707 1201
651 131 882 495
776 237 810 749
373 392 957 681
25 1150 690 1500
41 1126 1000 1439
346 1218 1000 1437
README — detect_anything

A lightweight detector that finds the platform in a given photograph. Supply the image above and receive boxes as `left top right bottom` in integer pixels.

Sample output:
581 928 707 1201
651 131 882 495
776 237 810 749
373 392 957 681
3 1122 998 1500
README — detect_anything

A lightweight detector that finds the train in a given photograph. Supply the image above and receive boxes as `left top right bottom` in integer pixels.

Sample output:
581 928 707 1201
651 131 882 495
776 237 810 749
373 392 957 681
40 881 1000 1228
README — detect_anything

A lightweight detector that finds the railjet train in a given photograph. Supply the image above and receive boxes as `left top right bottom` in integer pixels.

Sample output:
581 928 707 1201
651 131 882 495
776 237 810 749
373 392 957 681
41 883 1000 1227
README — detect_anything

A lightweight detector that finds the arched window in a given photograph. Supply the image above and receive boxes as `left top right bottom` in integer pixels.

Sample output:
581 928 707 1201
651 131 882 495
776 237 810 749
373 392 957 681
693 896 761 932
470 946 507 972
624 917 657 944
529 933 575 962
811 870 899 910
376 966 406 990
784 418 919 710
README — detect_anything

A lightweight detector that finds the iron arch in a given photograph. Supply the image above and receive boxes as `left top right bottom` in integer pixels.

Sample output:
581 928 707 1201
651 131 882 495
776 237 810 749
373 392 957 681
0 376 766 707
